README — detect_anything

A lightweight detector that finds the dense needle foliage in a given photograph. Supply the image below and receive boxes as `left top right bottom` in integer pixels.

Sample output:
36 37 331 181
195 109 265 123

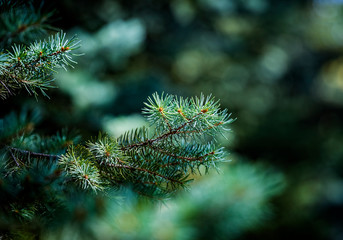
0 1 287 239
59 93 233 196
0 32 80 99
0 2 238 238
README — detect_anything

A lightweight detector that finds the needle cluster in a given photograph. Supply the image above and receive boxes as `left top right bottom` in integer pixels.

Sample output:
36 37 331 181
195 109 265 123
0 31 80 99
59 93 234 197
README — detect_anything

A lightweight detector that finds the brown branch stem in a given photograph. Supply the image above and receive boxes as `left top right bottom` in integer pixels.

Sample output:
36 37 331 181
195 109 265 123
8 146 60 159
148 144 212 162
0 79 13 95
6 48 67 71
108 163 182 185
8 148 20 166
122 112 204 151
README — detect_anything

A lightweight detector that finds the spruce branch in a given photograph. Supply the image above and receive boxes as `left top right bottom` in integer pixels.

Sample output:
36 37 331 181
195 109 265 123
0 31 81 99
59 93 234 198
8 147 60 159
59 145 103 192
1 94 233 198
0 108 41 143
0 109 80 171
0 1 55 47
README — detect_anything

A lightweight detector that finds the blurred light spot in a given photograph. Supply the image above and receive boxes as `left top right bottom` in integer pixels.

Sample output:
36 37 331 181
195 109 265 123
314 0 343 5
258 45 289 82
313 4 340 18
171 0 195 25
97 0 123 22
309 5 343 49
117 212 139 233
55 71 116 109
244 0 268 13
102 114 147 137
293 180 323 209
173 50 204 82
78 19 145 68
198 0 236 14
215 17 252 36
173 49 228 83
325 180 343 204
315 58 343 104
96 19 146 64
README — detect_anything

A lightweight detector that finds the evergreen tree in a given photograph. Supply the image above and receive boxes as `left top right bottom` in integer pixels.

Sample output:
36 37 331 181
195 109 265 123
0 1 232 237
0 1 284 239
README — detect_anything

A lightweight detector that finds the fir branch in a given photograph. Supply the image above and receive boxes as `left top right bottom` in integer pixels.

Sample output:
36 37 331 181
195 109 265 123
0 110 80 173
0 1 55 47
8 146 60 159
59 145 102 191
148 144 215 164
59 93 233 198
8 147 20 166
0 31 81 99
119 112 202 151
0 77 12 93
0 108 41 143
107 163 183 185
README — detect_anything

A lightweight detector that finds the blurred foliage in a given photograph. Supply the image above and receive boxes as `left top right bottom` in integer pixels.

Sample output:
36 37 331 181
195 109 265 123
40 161 284 240
0 0 56 48
1 0 343 239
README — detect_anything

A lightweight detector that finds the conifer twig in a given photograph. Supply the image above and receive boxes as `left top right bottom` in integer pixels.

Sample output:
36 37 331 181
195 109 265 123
59 93 234 198
107 163 183 185
8 147 20 166
8 146 60 159
0 31 80 99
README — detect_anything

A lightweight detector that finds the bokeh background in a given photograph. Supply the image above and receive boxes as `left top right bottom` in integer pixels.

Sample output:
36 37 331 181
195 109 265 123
2 0 343 239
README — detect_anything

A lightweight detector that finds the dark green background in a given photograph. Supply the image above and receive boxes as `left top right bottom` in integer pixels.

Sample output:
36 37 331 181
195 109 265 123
2 0 343 239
